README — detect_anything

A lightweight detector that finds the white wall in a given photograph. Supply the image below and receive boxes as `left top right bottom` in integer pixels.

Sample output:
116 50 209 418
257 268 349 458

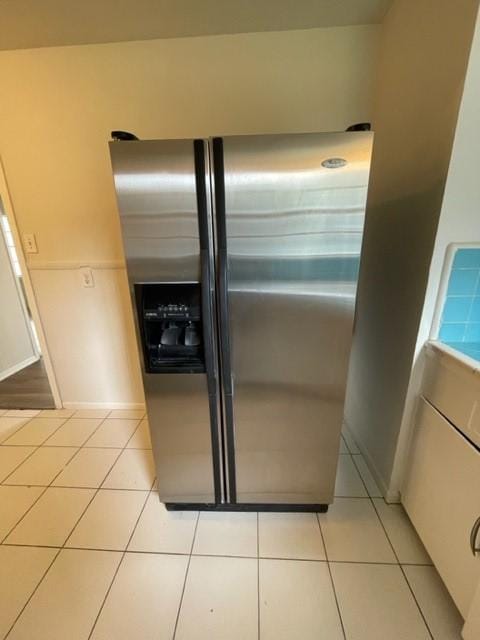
0 25 380 407
391 11 480 495
0 208 37 380
417 13 480 347
344 0 479 498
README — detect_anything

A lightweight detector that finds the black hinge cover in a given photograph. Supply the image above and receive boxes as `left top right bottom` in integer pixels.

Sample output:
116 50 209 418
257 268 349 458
111 130 139 141
346 123 371 131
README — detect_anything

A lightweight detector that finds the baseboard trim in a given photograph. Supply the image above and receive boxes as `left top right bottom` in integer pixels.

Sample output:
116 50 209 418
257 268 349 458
0 355 39 383
62 401 146 411
343 419 401 504
385 488 402 503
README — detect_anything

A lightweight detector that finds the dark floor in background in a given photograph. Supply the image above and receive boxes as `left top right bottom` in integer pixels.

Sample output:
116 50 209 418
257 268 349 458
0 357 55 409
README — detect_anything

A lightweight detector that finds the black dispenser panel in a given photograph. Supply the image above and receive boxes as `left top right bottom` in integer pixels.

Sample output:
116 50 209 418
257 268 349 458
135 283 205 374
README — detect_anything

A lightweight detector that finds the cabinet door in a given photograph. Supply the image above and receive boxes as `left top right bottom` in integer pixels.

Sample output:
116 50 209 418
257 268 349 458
403 397 480 618
463 581 480 640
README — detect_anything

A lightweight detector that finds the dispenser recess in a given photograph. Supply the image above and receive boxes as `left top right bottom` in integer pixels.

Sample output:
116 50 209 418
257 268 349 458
135 282 204 374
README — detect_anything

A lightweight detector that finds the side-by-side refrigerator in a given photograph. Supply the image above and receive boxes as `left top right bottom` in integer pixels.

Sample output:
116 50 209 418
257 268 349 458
109 131 373 511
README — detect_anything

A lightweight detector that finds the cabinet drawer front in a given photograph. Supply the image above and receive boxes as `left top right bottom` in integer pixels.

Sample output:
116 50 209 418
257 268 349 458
403 397 480 618
423 346 480 448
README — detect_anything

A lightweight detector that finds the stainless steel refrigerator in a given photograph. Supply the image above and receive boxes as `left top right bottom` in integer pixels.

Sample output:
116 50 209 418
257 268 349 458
109 131 373 511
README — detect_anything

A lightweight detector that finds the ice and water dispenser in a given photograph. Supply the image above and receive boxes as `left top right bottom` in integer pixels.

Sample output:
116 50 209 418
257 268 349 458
135 283 205 373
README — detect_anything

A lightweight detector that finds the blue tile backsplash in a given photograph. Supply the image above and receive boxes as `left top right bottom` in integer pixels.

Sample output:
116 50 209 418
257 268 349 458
438 247 480 362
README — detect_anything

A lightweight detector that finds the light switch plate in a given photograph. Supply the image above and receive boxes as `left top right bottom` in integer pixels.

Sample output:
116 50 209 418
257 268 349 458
23 233 38 253
79 267 94 288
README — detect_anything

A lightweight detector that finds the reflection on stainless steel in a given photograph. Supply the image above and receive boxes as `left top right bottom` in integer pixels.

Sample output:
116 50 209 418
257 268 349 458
143 373 215 502
110 140 201 283
109 131 373 509
222 132 373 503
109 139 216 503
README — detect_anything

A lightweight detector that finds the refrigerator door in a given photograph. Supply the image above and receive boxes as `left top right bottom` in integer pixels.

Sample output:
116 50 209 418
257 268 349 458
109 139 222 504
214 132 373 505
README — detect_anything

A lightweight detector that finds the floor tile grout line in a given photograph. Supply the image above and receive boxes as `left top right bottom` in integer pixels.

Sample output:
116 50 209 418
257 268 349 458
347 452 408 570
0 541 439 566
172 510 201 640
122 484 156 555
0 415 73 484
332 495 387 501
41 446 85 486
105 409 146 420
340 430 352 454
1 411 40 418
347 450 372 498
9 483 150 492
341 427 360 455
123 418 148 450
86 553 130 640
337 444 433 635
0 414 144 450
61 475 122 549
350 453 382 499
368 496 434 640
0 447 40 484
3 414 71 448
0 415 149 535
64 417 150 549
86 478 154 640
1 443 122 449
3 546 62 639
0 412 114 486
2 439 109 545
82 431 153 638
1 483 149 492
0 485 50 545
1 432 436 639
397 564 435 640
0 421 86 540
96 421 154 490
0 414 38 445
57 445 151 450
84 417 142 449
64 446 123 492
5 461 125 632
1 447 152 491
1 437 93 542
316 512 347 640
3 415 150 640
46 413 116 449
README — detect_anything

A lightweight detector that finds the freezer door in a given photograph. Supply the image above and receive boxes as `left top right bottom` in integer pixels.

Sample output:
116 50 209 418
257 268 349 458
214 132 373 504
109 139 222 503
109 139 202 284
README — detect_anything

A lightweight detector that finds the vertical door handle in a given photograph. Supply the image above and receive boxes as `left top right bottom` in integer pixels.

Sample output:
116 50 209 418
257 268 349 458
470 516 480 556
212 136 237 502
193 138 222 504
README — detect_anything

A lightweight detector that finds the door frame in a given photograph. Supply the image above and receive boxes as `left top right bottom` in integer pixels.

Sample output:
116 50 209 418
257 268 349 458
0 157 62 408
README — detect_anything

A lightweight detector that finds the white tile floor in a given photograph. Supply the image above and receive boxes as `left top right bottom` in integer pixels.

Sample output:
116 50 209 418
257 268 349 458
0 412 464 639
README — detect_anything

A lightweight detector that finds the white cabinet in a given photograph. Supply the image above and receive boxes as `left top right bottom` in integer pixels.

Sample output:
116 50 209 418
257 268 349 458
423 343 480 449
403 397 480 618
463 581 480 640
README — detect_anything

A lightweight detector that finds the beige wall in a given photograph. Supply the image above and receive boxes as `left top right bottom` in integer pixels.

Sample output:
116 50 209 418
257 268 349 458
392 12 480 496
0 25 379 407
345 0 479 498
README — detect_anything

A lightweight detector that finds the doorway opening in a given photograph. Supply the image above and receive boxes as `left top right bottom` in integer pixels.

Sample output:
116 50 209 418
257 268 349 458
0 195 56 409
